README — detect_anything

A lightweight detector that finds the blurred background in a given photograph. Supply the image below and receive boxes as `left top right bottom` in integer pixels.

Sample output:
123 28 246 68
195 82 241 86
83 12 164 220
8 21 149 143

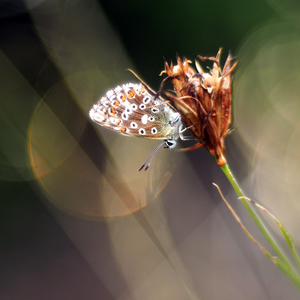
1 0 300 299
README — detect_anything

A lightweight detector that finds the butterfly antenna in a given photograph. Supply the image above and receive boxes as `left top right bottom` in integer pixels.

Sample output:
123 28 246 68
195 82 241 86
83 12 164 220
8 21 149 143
139 141 166 171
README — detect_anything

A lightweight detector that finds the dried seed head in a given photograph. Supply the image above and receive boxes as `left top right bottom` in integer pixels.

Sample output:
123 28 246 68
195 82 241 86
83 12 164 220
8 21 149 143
162 49 237 165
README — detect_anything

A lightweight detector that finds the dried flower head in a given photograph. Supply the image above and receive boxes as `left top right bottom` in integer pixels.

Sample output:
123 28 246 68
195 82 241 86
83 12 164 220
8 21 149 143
161 49 237 165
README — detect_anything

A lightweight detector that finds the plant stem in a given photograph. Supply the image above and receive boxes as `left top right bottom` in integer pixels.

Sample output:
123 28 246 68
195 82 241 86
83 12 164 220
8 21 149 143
220 162 300 289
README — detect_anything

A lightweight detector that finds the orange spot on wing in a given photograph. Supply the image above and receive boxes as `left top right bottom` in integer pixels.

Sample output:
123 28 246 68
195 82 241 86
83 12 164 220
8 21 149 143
118 93 126 102
127 89 135 98
121 127 127 133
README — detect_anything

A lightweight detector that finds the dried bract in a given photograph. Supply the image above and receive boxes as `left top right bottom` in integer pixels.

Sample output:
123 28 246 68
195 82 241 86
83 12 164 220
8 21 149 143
162 49 237 165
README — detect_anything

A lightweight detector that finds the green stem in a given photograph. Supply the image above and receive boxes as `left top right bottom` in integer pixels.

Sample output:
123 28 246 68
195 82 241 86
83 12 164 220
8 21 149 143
220 162 300 289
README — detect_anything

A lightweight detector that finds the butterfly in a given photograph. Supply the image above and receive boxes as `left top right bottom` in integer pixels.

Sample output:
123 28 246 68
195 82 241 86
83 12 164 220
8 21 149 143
89 82 187 171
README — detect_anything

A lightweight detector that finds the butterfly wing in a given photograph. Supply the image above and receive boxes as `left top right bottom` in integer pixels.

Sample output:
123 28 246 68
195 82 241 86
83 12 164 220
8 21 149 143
90 83 180 140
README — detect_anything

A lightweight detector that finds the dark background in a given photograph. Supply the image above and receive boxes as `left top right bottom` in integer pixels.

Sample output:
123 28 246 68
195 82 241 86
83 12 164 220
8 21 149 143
1 0 300 299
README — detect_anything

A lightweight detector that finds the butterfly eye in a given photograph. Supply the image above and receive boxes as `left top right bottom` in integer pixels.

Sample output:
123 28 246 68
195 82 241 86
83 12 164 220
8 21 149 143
165 139 176 148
